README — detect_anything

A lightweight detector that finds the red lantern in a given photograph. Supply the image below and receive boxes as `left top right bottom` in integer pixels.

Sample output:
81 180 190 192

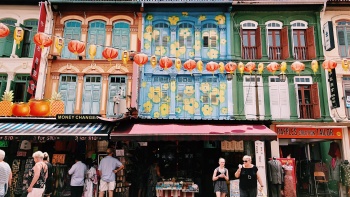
134 53 148 66
266 62 279 74
206 61 219 74
159 56 173 70
183 59 196 73
0 23 9 38
102 47 119 61
33 32 52 49
244 62 256 74
225 62 237 74
291 61 305 74
68 40 85 55
322 59 337 72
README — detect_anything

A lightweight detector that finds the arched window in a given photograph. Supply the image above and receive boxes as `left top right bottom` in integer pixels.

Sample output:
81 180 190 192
202 23 218 59
152 22 170 57
87 20 106 60
290 20 315 60
0 18 16 57
265 20 288 60
177 23 194 59
240 20 261 59
112 22 130 59
61 20 81 59
337 20 350 57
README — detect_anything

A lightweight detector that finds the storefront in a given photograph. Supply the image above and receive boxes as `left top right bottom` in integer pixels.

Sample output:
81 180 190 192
271 122 347 197
0 116 114 197
109 119 277 197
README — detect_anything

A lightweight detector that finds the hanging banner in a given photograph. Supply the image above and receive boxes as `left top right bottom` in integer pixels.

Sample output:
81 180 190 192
28 2 46 97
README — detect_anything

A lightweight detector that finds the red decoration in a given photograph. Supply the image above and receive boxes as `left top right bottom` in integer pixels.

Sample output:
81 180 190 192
33 32 52 49
225 62 237 74
102 47 119 61
322 59 337 72
159 56 173 70
0 23 10 38
134 53 148 66
244 62 256 74
206 61 219 74
291 61 305 74
183 59 196 72
266 62 279 74
68 40 85 55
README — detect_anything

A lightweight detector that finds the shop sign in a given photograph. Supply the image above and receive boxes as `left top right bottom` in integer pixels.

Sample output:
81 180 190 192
255 141 267 196
323 21 335 51
56 114 101 121
328 69 340 108
276 127 342 139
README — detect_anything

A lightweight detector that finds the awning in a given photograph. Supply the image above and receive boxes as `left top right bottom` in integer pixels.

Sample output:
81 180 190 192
0 122 113 141
110 123 277 141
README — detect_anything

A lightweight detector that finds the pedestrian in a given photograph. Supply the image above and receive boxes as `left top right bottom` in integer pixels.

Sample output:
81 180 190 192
27 151 48 197
212 158 229 197
68 155 87 197
98 148 124 197
83 158 98 197
234 155 264 197
43 152 53 197
0 149 12 197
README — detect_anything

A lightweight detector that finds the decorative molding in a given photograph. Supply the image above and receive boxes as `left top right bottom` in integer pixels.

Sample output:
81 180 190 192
106 25 113 32
57 64 80 73
77 73 84 81
102 74 109 81
170 25 177 32
107 64 129 73
219 27 226 32
51 75 60 80
130 28 138 32
82 64 104 73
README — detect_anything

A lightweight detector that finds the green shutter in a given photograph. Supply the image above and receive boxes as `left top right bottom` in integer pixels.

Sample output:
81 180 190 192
0 81 6 98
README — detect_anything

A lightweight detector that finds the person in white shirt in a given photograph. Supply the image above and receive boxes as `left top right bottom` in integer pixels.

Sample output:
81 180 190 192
0 149 12 197
68 155 87 197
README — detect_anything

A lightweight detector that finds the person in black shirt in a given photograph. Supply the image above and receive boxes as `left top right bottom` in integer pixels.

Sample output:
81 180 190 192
212 158 229 197
234 155 264 197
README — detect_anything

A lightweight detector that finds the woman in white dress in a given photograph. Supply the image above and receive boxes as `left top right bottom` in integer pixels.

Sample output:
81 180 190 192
83 159 98 197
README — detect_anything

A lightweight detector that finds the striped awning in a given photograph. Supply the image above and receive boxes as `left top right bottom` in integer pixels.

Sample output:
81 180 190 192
0 122 113 141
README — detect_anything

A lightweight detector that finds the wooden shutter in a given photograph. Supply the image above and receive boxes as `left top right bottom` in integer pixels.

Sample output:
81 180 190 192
306 26 316 59
4 26 15 57
311 83 320 119
269 81 280 119
279 82 290 119
281 26 289 60
256 26 262 59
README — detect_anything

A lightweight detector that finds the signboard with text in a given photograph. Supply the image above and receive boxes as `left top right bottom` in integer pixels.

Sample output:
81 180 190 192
328 69 340 108
323 21 335 51
276 127 342 139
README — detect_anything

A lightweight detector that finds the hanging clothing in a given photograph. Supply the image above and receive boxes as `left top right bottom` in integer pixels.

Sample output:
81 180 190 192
329 158 341 182
83 166 98 197
283 165 296 197
340 163 350 186
328 142 341 158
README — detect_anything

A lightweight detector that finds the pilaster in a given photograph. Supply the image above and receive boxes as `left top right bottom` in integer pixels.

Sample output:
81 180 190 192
74 73 84 114
99 73 109 117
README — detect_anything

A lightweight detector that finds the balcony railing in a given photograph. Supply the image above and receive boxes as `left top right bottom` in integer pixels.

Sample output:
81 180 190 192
299 104 313 119
268 46 281 60
293 46 307 60
242 46 257 60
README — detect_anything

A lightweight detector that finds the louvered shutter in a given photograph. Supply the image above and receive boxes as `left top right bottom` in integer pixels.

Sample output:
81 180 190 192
269 81 280 119
306 26 316 59
281 26 289 60
311 83 321 119
256 26 262 59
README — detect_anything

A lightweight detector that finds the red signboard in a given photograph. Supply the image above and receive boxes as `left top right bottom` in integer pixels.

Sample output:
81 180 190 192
276 127 342 139
28 2 46 97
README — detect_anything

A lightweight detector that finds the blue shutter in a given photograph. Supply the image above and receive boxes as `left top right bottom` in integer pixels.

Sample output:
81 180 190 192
82 75 101 114
58 75 77 114
62 20 81 59
87 21 105 60
112 22 130 59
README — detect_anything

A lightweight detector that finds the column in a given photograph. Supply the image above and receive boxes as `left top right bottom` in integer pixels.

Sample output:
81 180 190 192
225 12 233 60
260 25 268 60
232 19 241 59
194 74 201 119
81 24 88 57
5 72 15 91
263 76 272 119
170 25 177 58
53 24 64 55
320 70 332 121
169 74 176 118
105 25 113 47
233 75 245 120
74 73 84 114
219 25 226 60
99 73 109 117
50 72 60 96
194 26 201 60
127 74 132 109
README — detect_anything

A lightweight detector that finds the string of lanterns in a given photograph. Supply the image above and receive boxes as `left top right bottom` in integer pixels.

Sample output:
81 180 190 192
0 22 344 74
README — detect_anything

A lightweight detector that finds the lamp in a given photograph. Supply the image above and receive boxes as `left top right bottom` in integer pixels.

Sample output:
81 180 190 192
279 73 286 82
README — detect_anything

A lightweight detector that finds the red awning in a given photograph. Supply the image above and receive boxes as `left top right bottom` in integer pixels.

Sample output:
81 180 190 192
110 123 277 141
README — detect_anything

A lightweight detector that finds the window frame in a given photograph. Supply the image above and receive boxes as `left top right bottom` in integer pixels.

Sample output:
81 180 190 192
112 21 130 60
177 22 194 59
336 20 350 58
61 20 82 59
87 20 106 60
152 22 170 57
240 20 261 59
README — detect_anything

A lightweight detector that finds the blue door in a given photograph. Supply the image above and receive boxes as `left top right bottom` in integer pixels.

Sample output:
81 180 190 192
58 75 77 114
82 75 101 114
107 76 127 116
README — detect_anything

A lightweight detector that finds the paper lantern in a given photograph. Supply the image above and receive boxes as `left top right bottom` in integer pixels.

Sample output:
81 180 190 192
238 62 245 75
342 59 349 71
311 60 319 74
14 27 24 48
219 62 225 74
197 60 203 73
0 23 10 38
225 62 237 74
102 47 118 62
280 62 287 74
322 60 337 72
175 58 182 71
257 63 264 74
122 50 129 65
184 59 196 73
33 32 52 49
68 40 85 55
89 45 97 60
291 61 305 74
150 55 157 69
266 62 279 75
206 61 219 74
134 53 148 66
55 37 64 55
244 62 256 74
159 56 173 70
